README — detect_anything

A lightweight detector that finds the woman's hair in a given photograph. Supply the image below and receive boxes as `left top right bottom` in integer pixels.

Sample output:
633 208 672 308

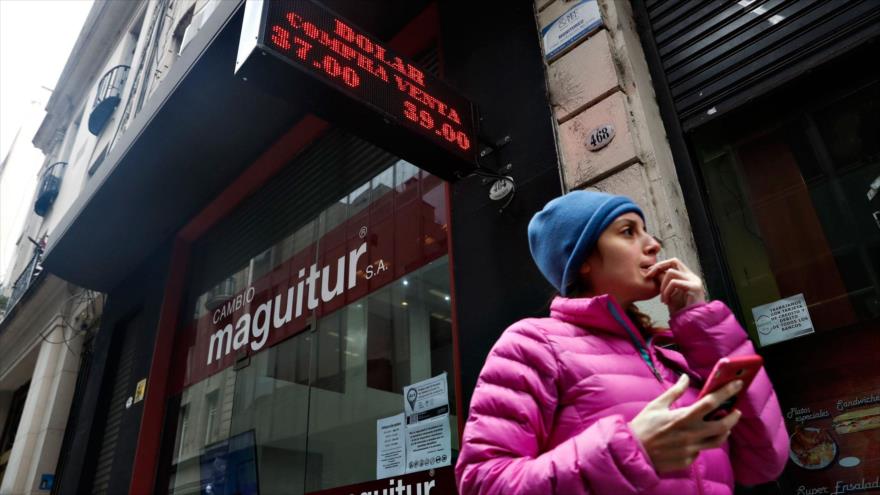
626 305 662 336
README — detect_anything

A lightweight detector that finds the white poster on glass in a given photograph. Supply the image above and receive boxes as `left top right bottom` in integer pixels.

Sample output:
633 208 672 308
376 413 406 479
403 372 449 425
752 293 815 346
405 416 451 474
401 372 452 474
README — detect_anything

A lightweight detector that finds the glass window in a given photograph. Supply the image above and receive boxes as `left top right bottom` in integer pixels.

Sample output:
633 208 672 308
164 149 455 493
304 260 457 492
693 81 880 338
692 79 880 493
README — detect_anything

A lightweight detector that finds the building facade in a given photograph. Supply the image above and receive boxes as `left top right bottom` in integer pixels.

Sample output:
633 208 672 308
1 1 202 492
9 0 877 494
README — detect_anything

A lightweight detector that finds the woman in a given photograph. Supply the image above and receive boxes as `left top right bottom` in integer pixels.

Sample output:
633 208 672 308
455 191 789 494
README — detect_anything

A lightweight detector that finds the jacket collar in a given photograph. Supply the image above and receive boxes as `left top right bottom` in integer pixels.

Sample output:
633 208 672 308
550 294 638 339
552 294 668 380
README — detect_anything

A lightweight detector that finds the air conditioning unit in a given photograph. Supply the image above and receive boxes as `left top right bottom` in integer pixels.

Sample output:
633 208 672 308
179 0 220 55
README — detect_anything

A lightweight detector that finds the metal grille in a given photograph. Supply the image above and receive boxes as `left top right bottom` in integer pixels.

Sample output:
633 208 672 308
90 313 140 495
4 247 43 314
642 0 880 129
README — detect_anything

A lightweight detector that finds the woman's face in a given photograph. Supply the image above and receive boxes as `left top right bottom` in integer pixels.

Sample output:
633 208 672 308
578 212 662 306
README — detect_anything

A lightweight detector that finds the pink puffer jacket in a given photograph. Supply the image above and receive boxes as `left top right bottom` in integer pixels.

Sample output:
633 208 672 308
455 295 789 494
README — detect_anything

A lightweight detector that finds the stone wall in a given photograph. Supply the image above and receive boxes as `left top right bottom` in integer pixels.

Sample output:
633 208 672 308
536 0 704 319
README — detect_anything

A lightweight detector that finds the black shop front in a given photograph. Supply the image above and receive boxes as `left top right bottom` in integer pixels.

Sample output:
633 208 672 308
635 2 880 493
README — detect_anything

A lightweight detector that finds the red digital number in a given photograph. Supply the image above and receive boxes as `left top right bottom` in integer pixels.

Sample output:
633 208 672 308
342 67 360 88
402 102 472 151
418 109 434 129
271 25 291 51
441 123 456 142
403 101 418 122
456 131 471 150
439 123 471 151
323 55 342 77
320 55 361 88
293 36 312 60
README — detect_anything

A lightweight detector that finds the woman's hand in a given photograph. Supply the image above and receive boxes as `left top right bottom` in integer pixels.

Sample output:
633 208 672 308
645 258 706 315
628 374 742 473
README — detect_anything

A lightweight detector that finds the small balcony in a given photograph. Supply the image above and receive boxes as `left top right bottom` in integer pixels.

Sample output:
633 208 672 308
34 162 66 217
4 247 43 314
88 65 130 135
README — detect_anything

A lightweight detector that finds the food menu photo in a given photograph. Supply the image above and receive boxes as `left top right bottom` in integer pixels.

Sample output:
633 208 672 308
766 327 880 495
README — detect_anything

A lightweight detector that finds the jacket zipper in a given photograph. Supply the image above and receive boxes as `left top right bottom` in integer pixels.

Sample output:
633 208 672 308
608 300 707 495
692 459 706 495
606 301 662 382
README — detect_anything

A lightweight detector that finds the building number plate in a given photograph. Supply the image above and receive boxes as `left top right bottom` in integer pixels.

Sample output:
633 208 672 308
587 124 615 151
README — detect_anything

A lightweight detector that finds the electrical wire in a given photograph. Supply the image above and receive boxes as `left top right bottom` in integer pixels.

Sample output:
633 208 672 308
37 288 102 357
467 157 517 212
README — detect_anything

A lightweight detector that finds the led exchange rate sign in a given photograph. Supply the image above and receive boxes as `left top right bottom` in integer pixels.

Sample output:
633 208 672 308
237 0 478 170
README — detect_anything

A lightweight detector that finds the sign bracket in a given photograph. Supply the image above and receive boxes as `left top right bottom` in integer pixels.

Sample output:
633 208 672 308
465 133 516 213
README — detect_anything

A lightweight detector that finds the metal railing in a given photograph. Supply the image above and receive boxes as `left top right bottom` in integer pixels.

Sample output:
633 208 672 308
4 246 43 314
88 65 130 135
34 162 66 216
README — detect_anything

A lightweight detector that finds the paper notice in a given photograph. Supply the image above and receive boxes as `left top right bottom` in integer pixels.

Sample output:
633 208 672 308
376 413 406 479
403 372 449 425
752 293 815 346
405 416 451 474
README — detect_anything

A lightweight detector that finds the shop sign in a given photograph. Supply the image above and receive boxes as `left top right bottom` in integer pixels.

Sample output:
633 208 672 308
586 123 615 151
237 0 479 175
541 0 603 61
306 466 456 495
184 184 449 388
751 293 815 346
203 241 370 367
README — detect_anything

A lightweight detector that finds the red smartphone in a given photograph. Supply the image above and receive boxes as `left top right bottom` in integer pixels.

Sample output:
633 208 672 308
697 355 764 420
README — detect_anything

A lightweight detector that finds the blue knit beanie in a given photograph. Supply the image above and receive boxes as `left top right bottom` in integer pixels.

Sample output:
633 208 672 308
528 190 644 296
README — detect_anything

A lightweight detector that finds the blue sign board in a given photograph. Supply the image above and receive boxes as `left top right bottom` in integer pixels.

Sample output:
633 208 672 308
541 0 603 60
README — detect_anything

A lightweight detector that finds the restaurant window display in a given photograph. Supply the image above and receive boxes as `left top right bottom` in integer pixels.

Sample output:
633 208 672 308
161 131 458 494
692 78 880 493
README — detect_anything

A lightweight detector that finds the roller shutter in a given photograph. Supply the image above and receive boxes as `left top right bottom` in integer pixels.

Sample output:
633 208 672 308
640 0 880 129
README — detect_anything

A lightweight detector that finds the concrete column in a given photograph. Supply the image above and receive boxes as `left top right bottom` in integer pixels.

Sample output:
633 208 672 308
407 285 432 383
535 0 703 323
0 323 81 495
